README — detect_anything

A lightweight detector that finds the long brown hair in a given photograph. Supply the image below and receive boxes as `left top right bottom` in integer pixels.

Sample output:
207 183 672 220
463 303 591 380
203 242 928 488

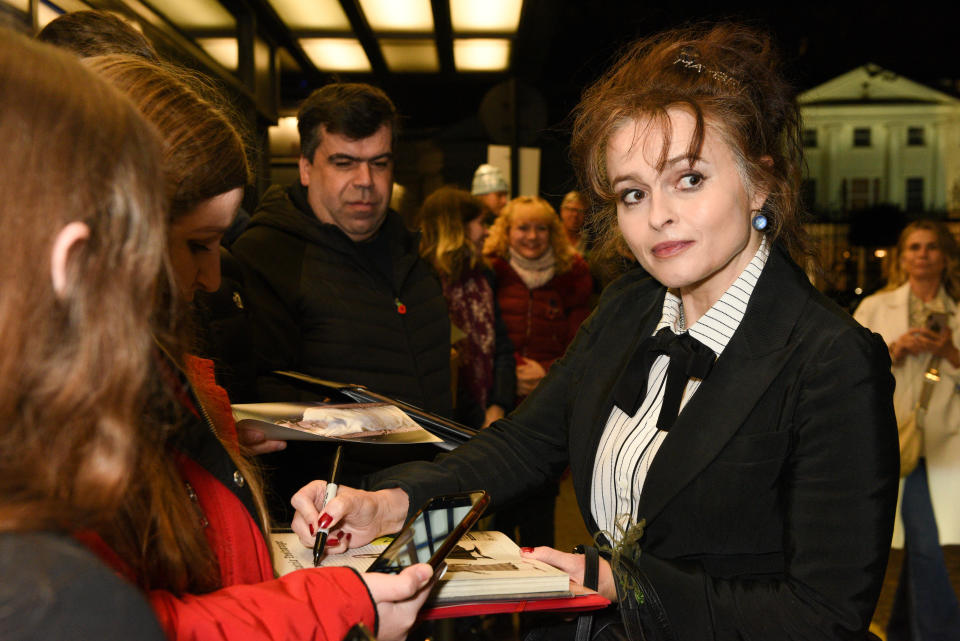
417 186 485 281
85 55 251 224
0 35 166 532
87 56 268 595
483 196 577 274
37 10 159 61
571 23 806 261
886 220 960 301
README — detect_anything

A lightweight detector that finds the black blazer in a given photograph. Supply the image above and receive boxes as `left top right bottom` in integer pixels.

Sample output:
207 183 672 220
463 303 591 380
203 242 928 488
372 245 899 640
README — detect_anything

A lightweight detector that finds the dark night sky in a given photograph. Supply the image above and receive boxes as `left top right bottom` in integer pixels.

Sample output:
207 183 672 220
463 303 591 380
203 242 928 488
369 0 959 196
381 0 959 136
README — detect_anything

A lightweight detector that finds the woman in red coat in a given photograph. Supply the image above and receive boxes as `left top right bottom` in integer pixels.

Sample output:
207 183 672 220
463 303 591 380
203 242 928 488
482 196 593 549
484 196 593 398
79 55 434 641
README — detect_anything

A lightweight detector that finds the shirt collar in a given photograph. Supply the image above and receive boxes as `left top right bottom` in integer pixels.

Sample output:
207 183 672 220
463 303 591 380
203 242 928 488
656 236 770 356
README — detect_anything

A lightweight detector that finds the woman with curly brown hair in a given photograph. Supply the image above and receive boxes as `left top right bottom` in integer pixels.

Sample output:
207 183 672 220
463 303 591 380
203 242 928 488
294 23 899 640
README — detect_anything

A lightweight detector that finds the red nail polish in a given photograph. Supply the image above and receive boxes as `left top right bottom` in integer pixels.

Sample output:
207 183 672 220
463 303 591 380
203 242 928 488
318 513 332 529
308 523 315 535
521 547 535 553
326 537 340 547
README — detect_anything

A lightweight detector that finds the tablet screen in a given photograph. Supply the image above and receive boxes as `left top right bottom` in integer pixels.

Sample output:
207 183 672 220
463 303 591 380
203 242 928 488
367 491 489 573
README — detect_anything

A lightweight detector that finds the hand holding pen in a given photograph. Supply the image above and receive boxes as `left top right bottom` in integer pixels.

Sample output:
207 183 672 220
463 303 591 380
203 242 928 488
312 444 343 566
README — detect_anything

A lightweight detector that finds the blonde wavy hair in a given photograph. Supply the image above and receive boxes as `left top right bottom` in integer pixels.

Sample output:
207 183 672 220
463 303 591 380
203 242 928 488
885 220 960 301
483 196 577 274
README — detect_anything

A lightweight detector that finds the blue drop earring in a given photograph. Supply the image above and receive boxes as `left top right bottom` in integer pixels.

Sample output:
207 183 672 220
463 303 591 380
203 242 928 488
751 210 768 231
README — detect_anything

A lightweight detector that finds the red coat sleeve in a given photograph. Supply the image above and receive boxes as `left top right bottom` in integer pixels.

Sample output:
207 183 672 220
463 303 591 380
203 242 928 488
148 566 377 641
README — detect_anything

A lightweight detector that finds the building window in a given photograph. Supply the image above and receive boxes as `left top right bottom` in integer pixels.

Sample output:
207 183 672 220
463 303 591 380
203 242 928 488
906 177 924 211
801 179 816 209
907 127 925 146
853 127 871 147
802 129 818 148
850 178 870 209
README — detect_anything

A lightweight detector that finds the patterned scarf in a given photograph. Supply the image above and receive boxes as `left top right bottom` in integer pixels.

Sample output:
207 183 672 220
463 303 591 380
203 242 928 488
443 267 496 410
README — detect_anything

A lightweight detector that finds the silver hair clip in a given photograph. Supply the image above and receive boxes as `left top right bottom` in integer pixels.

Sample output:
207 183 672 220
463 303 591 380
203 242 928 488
673 47 737 86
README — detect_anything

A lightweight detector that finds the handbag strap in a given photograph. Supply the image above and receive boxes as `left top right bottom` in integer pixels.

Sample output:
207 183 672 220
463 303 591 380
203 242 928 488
917 355 941 411
574 545 599 641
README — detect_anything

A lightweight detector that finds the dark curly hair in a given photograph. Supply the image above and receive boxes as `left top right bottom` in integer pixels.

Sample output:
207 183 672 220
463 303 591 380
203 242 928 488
571 23 807 260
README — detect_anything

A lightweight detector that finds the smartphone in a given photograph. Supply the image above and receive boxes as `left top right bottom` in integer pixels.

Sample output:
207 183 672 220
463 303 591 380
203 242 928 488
366 490 489 574
927 312 949 334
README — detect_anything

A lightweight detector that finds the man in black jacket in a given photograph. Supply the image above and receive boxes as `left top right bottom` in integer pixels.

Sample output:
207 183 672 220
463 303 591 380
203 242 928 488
222 84 451 511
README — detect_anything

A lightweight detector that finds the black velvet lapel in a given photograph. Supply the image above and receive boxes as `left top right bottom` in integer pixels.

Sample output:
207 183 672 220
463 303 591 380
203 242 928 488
636 247 810 524
570 246 811 533
569 282 664 533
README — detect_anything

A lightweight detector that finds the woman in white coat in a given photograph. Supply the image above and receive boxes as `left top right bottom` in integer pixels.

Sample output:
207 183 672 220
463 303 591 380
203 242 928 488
854 219 960 641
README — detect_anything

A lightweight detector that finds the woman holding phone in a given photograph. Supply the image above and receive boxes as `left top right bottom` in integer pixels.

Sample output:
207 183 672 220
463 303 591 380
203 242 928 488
293 23 899 640
854 220 960 640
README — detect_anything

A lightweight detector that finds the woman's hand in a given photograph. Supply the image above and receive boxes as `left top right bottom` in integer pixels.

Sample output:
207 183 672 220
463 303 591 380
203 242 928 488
891 328 938 362
237 425 286 455
516 358 547 396
891 327 960 367
290 482 409 551
362 564 435 641
520 546 617 601
930 326 960 367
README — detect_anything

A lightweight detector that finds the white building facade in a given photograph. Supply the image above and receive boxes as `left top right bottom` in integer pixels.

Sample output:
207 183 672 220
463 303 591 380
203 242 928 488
800 64 960 216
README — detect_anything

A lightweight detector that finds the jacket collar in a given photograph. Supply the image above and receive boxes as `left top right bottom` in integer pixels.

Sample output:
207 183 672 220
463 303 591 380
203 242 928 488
575 245 812 529
884 280 957 314
251 182 421 291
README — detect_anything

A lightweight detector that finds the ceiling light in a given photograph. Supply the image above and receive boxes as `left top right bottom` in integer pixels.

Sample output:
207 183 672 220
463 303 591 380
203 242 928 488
359 0 433 32
150 0 235 30
196 37 237 70
454 39 510 71
266 0 350 31
300 38 371 72
380 39 438 72
450 0 523 33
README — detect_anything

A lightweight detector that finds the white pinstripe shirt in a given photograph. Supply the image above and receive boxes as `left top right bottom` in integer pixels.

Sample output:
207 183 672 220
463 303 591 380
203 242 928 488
590 238 770 542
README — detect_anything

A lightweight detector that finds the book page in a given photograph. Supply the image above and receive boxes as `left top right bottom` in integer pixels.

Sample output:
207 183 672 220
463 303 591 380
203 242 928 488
270 529 569 600
436 531 569 600
447 530 521 558
270 531 388 575
233 402 442 444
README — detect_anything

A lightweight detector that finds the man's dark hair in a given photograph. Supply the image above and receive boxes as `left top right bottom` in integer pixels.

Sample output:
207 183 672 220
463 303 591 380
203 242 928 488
297 82 398 161
37 10 159 62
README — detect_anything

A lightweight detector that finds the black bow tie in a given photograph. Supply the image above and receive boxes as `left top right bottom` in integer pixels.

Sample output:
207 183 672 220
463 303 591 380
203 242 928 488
612 327 716 431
